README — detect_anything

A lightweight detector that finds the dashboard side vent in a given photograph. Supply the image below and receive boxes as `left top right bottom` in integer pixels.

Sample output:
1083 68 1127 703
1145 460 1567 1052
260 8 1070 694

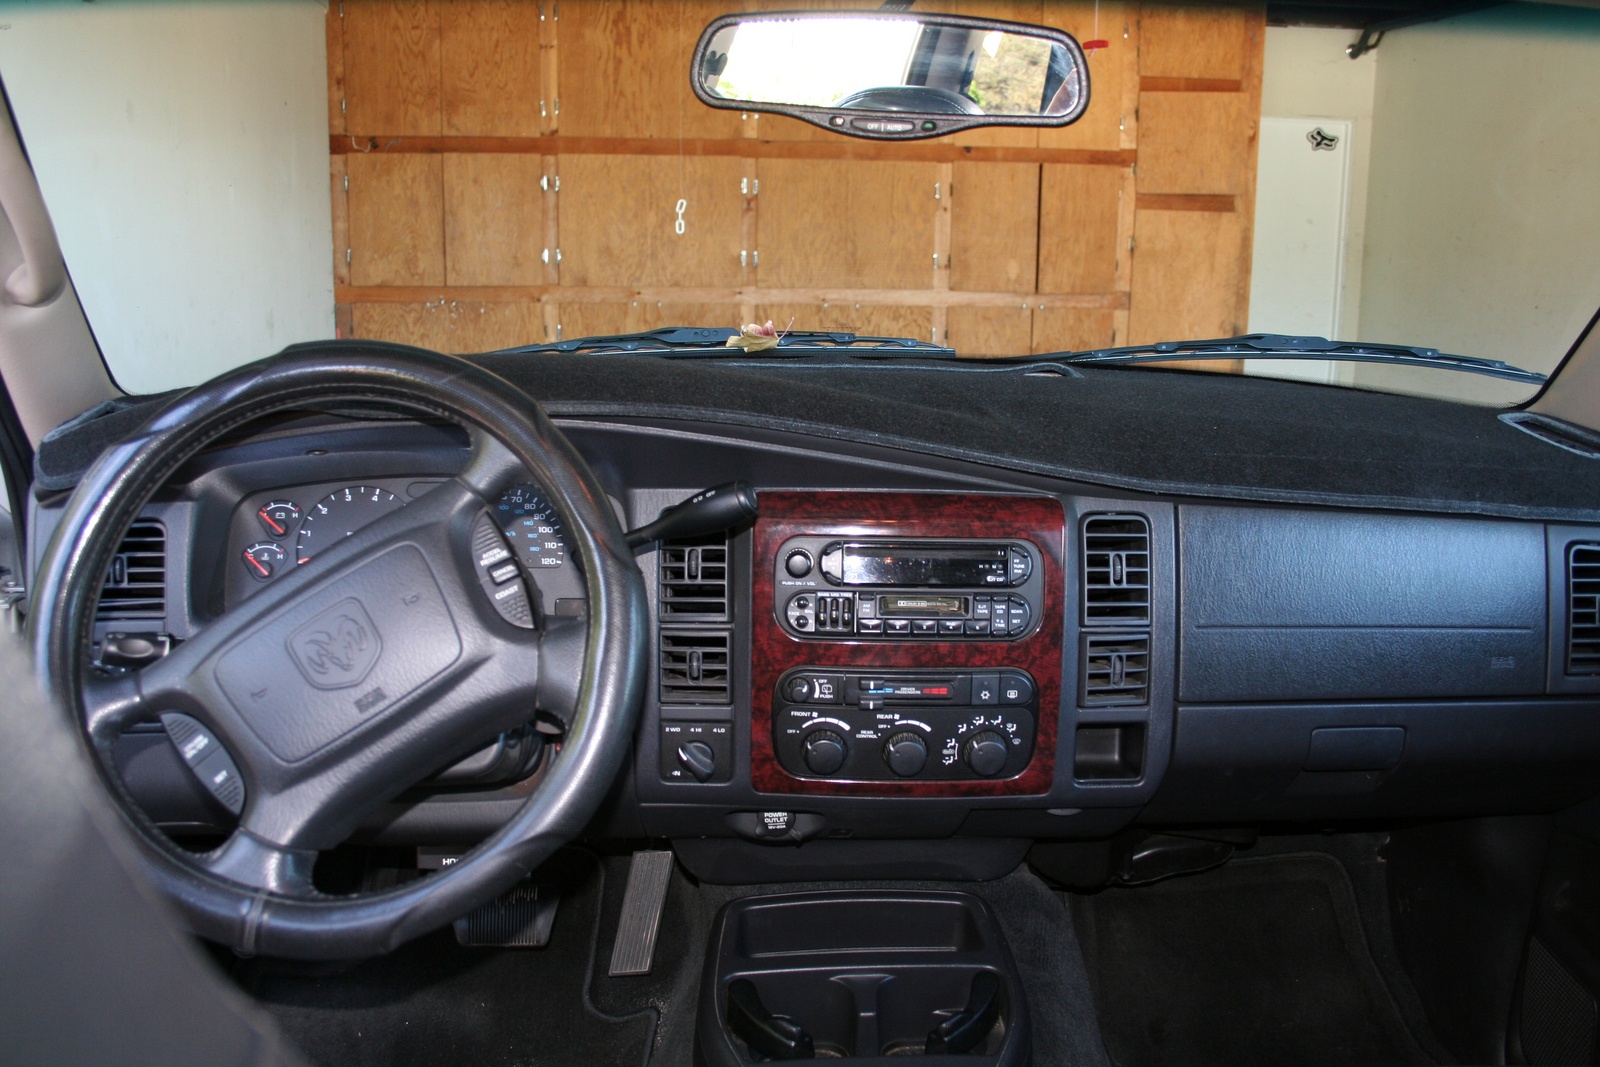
1082 514 1150 626
1501 412 1600 461
659 631 731 704
1567 544 1600 675
1082 634 1151 706
660 536 729 621
97 520 166 623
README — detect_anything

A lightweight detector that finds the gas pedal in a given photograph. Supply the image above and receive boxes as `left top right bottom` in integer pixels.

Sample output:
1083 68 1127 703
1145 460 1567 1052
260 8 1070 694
608 849 675 976
453 881 560 948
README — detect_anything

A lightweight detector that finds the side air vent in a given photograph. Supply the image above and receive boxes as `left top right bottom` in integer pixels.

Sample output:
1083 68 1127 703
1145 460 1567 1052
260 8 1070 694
97 520 166 623
660 536 729 621
659 631 732 704
1082 514 1150 626
1082 633 1151 706
1567 544 1600 675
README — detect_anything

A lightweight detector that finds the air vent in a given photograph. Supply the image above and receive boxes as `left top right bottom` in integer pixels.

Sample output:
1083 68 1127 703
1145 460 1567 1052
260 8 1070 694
1567 544 1600 675
1082 514 1150 626
1501 412 1600 460
659 630 731 704
97 520 166 623
1082 634 1150 706
660 536 729 620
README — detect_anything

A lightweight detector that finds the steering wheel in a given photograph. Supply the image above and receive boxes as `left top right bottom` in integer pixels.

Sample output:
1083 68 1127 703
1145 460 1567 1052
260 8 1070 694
27 341 648 960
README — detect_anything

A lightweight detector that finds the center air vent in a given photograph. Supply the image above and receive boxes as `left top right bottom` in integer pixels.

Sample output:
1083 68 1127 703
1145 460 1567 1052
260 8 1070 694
1082 514 1150 626
659 631 731 704
97 520 166 623
660 536 729 621
658 531 735 707
1567 544 1600 675
1082 633 1150 705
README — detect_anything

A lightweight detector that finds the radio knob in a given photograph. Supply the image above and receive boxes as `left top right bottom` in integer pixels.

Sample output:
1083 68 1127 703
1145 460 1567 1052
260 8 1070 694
963 731 1009 778
883 732 928 777
802 730 848 776
785 550 814 578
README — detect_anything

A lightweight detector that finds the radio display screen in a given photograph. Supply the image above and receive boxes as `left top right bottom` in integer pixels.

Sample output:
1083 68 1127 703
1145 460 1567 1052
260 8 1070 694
841 543 1008 587
879 595 968 616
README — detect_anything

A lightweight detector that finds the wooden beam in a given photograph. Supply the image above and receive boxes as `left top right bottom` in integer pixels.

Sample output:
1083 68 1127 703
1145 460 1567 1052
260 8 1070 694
1135 193 1238 213
331 133 1136 167
1139 77 1244 93
337 284 1130 311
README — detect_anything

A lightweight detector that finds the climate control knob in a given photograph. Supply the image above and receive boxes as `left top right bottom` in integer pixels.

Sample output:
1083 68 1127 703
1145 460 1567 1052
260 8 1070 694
883 732 929 777
963 731 1010 778
802 730 848 776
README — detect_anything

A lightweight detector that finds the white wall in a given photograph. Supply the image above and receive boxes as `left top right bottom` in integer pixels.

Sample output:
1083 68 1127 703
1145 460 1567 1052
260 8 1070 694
0 0 333 395
1354 5 1600 404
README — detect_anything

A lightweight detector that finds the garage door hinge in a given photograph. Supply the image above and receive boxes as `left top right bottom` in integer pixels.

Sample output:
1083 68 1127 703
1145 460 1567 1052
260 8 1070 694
540 175 560 192
345 248 351 264
740 177 758 196
342 174 348 192
542 248 562 264
340 98 346 115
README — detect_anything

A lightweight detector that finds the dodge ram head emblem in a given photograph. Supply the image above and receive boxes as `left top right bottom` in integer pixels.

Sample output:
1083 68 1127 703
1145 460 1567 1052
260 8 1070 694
288 599 382 690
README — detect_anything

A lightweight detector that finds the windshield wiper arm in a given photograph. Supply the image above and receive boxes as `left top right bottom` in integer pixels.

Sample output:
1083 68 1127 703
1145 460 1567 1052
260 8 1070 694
1042 333 1547 384
492 327 955 358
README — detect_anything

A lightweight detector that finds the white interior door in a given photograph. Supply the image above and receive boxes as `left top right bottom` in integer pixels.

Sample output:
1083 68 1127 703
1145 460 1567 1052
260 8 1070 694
1246 116 1353 383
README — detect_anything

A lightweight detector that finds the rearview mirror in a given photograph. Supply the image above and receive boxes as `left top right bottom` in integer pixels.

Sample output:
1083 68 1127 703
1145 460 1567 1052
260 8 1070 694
691 11 1089 141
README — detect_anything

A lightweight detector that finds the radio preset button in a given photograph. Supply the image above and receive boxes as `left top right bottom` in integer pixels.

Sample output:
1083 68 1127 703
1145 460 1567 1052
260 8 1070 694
857 619 884 635
939 619 965 636
973 596 992 620
965 620 991 636
912 620 938 636
886 619 912 636
785 550 814 578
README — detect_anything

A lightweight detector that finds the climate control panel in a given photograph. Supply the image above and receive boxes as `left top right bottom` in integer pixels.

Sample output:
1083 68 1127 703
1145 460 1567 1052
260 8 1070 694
772 667 1037 782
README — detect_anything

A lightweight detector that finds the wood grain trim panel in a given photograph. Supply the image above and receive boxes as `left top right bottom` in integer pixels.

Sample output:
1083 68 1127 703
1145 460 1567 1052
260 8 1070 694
748 492 1066 798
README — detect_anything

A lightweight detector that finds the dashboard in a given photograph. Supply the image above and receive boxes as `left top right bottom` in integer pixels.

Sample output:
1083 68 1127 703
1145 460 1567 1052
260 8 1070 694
30 404 1600 875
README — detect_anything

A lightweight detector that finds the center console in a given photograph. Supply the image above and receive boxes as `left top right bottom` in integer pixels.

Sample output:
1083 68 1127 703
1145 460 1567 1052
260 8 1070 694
750 492 1065 798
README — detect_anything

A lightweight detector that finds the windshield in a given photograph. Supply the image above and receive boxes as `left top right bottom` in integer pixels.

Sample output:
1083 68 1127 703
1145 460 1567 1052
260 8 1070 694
0 2 1594 406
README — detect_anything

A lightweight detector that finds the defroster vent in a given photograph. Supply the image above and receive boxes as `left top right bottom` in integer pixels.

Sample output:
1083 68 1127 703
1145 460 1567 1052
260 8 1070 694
1082 515 1150 626
98 520 167 623
1567 544 1600 675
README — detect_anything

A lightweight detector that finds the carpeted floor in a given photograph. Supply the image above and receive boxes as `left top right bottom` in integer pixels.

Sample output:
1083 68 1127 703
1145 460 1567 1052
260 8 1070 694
1072 851 1436 1067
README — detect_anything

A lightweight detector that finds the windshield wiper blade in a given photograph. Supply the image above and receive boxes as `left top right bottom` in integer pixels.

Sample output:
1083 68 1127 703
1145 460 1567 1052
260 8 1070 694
1043 333 1547 384
492 327 955 358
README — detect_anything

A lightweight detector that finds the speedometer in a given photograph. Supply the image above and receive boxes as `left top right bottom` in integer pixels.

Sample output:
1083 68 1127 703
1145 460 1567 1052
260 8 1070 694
294 486 403 564
495 485 568 570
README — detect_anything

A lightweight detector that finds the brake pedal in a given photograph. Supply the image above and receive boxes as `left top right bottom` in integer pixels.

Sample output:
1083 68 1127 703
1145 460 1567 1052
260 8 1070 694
453 881 560 948
608 849 675 976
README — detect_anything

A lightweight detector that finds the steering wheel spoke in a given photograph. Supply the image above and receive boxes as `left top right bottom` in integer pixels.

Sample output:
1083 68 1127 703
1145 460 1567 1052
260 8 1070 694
202 830 318 899
81 671 148 749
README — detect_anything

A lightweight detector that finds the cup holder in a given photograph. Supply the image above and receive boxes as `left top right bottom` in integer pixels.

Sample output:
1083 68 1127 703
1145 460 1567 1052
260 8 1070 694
696 892 1029 1065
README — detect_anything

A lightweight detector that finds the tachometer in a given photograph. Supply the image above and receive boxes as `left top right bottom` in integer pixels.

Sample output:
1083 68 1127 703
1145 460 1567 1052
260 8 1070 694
294 486 403 564
495 485 568 570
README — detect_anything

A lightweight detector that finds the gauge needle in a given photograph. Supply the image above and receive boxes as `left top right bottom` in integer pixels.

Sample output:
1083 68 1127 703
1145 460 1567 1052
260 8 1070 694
258 508 285 535
246 554 270 577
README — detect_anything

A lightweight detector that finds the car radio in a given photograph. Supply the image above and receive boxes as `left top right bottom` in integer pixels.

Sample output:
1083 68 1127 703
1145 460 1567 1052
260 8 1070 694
773 537 1044 640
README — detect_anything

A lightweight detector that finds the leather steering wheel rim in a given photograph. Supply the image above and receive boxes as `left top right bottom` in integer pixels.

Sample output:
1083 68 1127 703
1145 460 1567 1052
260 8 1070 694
27 340 648 960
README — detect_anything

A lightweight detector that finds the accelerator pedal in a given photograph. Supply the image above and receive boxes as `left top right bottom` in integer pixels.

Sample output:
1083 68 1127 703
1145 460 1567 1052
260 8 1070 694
608 849 675 976
453 881 560 948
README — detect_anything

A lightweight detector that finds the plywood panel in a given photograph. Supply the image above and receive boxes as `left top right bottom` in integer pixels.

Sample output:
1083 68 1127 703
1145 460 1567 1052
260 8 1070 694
1038 2 1139 151
1033 307 1118 352
1136 92 1255 195
757 160 938 290
1039 164 1125 293
947 306 1032 356
440 1 543 136
558 301 732 339
950 162 1039 294
342 0 441 135
559 0 744 140
443 155 545 286
557 154 744 288
348 154 445 286
1128 209 1248 343
758 304 933 342
352 301 546 353
1138 4 1253 81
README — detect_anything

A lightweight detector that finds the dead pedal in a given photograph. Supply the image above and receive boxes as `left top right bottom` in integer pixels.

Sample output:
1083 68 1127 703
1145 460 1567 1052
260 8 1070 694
453 881 560 948
608 849 675 976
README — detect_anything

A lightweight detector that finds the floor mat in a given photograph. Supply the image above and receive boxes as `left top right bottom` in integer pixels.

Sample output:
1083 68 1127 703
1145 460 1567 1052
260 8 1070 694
1074 852 1434 1067
234 850 655 1067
